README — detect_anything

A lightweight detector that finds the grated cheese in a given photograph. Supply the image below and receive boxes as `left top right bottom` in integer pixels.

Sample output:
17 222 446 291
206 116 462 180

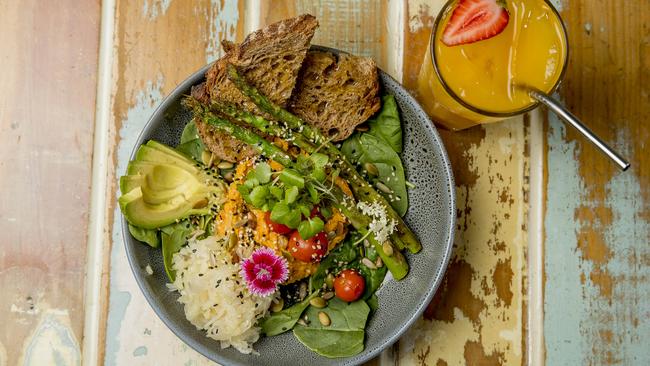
356 201 396 244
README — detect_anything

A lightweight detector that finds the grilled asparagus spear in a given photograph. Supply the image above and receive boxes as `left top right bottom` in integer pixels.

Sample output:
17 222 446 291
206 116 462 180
189 102 409 279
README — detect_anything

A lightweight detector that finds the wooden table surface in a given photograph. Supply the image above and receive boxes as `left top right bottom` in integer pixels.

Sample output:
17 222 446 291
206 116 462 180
1 0 647 365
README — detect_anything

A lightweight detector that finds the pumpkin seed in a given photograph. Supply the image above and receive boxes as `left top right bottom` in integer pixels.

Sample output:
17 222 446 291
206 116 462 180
355 124 369 132
271 298 284 312
309 297 326 308
224 171 234 182
376 182 393 194
227 233 238 250
318 311 331 326
375 256 384 268
217 161 234 169
364 162 379 176
297 319 308 326
361 257 377 269
299 282 307 300
325 273 335 288
322 291 335 300
382 242 394 256
201 150 212 166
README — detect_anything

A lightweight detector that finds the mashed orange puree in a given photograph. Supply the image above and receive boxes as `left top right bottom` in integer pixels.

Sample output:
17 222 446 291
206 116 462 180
216 159 348 283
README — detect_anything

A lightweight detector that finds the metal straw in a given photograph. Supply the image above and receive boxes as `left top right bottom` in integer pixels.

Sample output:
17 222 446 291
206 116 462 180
528 89 630 171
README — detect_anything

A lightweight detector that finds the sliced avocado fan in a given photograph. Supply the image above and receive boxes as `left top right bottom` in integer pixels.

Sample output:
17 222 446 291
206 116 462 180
118 140 222 229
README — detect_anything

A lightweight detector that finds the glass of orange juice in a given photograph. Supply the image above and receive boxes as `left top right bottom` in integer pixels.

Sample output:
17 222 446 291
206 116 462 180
417 0 568 131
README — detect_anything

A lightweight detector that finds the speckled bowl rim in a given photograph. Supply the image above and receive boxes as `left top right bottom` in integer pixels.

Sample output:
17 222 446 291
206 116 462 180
122 45 455 366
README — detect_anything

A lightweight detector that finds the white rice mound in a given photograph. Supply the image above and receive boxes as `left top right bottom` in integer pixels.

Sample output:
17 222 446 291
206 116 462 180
171 235 273 354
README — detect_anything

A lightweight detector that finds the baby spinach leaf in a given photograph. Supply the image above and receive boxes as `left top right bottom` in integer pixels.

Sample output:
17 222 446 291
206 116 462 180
311 237 359 291
367 95 402 153
161 220 191 282
366 294 379 312
176 121 207 162
261 292 319 336
341 133 408 216
128 224 160 248
293 299 370 358
357 261 387 300
180 120 201 144
293 328 365 358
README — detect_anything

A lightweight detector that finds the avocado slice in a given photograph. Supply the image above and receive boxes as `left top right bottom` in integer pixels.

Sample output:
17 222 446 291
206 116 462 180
120 175 142 194
141 165 201 205
135 145 199 175
146 140 195 163
118 141 222 231
119 187 207 229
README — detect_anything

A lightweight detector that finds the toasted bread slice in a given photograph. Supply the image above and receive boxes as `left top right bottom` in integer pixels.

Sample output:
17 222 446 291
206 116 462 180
289 50 381 141
195 14 318 162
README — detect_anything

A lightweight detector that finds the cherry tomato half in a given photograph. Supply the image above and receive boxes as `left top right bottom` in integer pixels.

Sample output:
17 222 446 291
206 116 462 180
264 211 292 234
334 269 365 302
288 231 328 262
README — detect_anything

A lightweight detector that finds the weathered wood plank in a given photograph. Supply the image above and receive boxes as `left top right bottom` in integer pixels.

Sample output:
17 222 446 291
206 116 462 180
258 0 392 73
544 0 650 364
0 0 100 364
398 1 529 365
103 1 244 365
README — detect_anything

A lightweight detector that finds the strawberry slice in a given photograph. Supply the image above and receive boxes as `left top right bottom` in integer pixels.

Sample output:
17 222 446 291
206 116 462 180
442 0 510 46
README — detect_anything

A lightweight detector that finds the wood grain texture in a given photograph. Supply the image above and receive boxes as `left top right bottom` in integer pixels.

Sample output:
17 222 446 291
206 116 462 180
0 0 100 365
103 1 244 365
544 0 650 364
259 0 391 72
398 1 529 365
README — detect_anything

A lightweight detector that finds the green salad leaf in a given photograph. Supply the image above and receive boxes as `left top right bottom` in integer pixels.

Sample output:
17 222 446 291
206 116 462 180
341 133 408 216
367 95 403 153
298 217 324 240
176 121 207 163
261 292 319 336
293 298 370 358
128 224 160 248
357 244 388 300
161 220 191 282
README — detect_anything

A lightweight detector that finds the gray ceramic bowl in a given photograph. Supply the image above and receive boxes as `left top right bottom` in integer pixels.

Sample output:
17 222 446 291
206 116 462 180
122 46 455 366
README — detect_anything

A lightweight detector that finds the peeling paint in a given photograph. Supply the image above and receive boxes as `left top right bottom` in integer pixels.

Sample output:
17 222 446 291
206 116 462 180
133 346 148 357
206 0 240 62
407 0 441 33
20 310 81 366
142 0 172 20
545 116 650 365
106 78 163 366
400 119 527 365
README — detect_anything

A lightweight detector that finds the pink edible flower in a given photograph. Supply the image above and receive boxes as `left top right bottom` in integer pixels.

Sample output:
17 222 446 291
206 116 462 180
240 247 289 297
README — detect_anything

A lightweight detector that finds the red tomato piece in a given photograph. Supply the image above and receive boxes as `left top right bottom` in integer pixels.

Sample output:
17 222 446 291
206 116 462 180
287 231 328 262
334 269 365 302
264 211 292 234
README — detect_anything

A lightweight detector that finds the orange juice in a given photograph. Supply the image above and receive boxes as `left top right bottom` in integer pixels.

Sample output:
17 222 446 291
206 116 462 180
417 0 568 130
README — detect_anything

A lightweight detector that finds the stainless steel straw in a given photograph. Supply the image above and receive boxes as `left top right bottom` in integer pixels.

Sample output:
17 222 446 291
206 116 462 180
528 89 630 171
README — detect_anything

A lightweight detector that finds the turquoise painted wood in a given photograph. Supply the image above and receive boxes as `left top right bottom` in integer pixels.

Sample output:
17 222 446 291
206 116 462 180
544 0 649 364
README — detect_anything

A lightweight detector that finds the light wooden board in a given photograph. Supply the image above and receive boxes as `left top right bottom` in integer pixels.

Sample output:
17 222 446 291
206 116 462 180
102 1 245 365
0 0 100 365
543 0 650 364
398 1 530 365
